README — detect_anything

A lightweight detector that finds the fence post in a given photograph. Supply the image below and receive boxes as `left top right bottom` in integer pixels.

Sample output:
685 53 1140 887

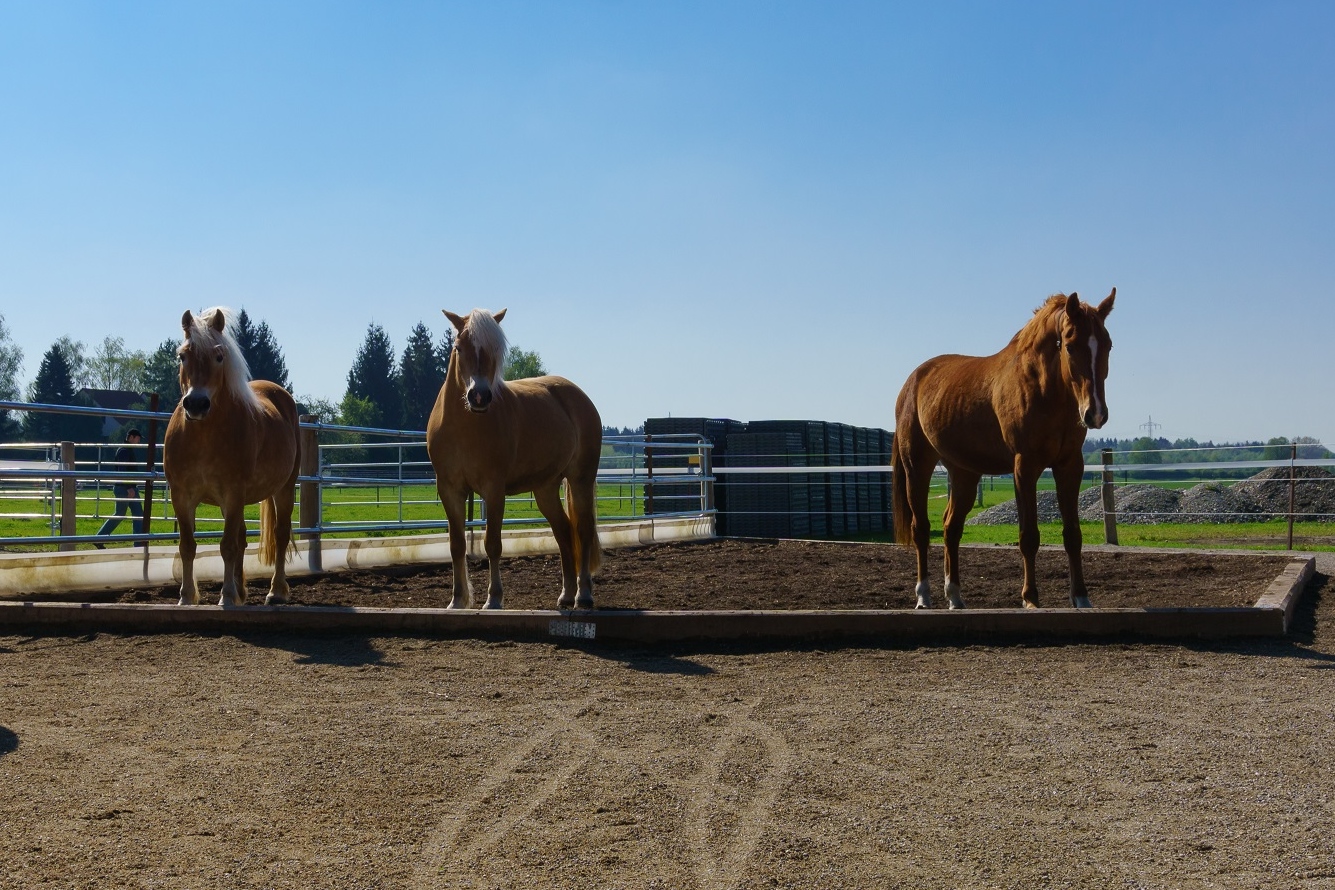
644 434 654 516
1101 448 1118 546
299 416 322 573
141 394 159 557
1288 443 1297 551
60 441 76 552
699 437 713 518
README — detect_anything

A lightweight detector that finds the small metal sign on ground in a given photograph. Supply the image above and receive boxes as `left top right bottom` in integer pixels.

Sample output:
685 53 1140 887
549 619 597 640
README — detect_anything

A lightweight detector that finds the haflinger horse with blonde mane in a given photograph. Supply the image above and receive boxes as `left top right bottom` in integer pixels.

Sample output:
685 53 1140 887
164 308 300 607
426 308 603 610
892 289 1116 610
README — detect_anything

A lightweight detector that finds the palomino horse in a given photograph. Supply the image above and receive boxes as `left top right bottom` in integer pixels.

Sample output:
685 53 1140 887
892 289 1116 609
164 308 300 607
426 308 603 610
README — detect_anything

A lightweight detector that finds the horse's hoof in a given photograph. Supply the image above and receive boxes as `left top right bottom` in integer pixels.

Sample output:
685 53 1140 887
1022 599 1040 610
483 599 503 610
1072 596 1092 609
573 597 594 610
948 600 966 611
264 593 287 606
914 601 930 610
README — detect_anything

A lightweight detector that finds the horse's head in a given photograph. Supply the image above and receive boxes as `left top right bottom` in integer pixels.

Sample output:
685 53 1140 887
177 308 251 421
1055 288 1116 429
444 308 509 413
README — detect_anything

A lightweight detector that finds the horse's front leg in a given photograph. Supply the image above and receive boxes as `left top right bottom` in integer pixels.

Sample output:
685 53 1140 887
1054 456 1091 608
174 496 200 606
481 491 506 610
440 489 472 609
218 501 248 607
1013 456 1044 609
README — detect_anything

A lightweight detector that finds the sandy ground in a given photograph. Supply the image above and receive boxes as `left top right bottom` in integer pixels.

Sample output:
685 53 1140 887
1 540 1332 889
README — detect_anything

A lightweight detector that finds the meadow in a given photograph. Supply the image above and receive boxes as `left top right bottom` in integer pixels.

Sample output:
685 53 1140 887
1 474 1331 552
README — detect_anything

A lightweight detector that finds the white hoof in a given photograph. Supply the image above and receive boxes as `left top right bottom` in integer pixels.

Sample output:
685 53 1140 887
945 580 965 610
914 581 933 609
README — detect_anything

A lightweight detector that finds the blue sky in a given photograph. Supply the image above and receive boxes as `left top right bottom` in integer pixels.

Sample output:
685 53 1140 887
1 2 1332 445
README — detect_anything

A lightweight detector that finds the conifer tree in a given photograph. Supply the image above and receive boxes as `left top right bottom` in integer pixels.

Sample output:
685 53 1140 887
399 322 446 430
345 323 401 429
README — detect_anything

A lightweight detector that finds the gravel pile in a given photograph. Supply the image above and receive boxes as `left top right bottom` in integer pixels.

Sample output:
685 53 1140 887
965 467 1335 525
1177 482 1268 522
1233 466 1335 518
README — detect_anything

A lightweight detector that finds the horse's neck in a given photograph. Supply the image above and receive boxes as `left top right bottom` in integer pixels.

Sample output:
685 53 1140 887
1009 335 1073 403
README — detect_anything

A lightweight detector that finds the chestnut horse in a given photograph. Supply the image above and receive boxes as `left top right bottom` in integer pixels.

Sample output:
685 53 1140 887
426 308 603 610
892 289 1116 609
164 308 300 607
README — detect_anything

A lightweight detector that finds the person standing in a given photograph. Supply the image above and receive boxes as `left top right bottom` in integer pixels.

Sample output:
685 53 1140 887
95 428 144 547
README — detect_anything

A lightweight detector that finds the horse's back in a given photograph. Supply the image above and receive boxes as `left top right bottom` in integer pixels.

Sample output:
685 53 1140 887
896 352 1013 475
508 375 602 472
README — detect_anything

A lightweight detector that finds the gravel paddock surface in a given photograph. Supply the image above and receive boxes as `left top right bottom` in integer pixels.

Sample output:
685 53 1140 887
1 542 1333 889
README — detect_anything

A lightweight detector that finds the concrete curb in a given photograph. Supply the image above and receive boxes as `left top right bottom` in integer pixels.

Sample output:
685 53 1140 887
0 557 1316 643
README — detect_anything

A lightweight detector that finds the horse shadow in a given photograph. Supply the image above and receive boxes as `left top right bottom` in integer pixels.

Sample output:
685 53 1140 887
0 726 18 757
235 631 391 668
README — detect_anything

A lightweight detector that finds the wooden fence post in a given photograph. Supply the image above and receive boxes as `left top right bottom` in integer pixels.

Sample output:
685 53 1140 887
60 441 76 552
1288 443 1297 551
1101 448 1118 546
298 416 322 573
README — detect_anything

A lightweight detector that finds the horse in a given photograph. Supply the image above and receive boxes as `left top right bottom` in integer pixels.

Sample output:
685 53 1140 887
426 308 603 610
892 289 1116 610
163 308 300 607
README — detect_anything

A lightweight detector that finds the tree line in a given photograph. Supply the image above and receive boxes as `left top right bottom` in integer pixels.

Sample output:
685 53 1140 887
0 310 549 443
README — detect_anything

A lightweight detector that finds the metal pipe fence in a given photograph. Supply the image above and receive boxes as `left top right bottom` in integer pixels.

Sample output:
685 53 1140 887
0 400 714 553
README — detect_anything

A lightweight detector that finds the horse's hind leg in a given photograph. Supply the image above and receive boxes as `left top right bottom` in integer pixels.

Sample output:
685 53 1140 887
1053 456 1091 608
1012 456 1044 609
265 489 296 606
480 489 506 610
941 468 980 610
567 476 599 609
904 446 939 609
533 483 577 609
218 502 248 607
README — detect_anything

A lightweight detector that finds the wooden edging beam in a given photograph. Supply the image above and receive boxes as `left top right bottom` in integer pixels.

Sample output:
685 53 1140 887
0 558 1315 643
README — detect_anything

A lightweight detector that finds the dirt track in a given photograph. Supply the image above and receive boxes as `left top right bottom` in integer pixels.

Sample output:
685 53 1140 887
2 540 1333 889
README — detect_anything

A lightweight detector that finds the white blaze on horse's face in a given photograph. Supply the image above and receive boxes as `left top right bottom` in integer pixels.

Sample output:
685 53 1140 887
445 308 508 415
1058 289 1116 430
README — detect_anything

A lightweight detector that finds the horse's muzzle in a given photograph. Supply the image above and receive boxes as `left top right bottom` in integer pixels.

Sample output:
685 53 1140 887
466 387 492 413
182 393 211 420
1083 407 1108 429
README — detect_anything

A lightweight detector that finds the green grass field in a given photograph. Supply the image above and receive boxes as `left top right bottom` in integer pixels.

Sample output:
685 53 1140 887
3 476 1331 552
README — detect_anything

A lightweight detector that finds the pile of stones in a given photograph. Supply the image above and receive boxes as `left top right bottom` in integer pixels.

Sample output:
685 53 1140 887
965 466 1335 526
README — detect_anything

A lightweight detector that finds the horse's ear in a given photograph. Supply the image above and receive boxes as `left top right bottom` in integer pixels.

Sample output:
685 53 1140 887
443 310 467 332
1097 287 1116 319
180 310 194 334
493 308 507 324
210 310 226 333
1063 292 1080 320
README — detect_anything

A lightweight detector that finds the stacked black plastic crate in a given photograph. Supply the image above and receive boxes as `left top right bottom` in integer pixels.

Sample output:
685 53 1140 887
722 430 808 538
642 417 739 532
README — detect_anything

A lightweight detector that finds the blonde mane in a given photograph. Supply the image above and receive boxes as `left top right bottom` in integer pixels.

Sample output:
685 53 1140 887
187 307 262 412
464 309 509 388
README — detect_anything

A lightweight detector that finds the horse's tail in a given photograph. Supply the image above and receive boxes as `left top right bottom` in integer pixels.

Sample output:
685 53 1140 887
259 498 278 566
891 430 913 547
568 479 602 576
